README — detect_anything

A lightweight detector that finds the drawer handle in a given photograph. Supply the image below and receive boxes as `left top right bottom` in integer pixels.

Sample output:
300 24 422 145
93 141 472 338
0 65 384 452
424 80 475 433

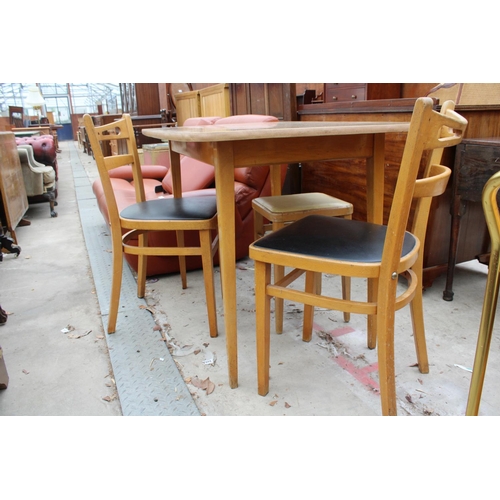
331 96 337 101
351 95 357 99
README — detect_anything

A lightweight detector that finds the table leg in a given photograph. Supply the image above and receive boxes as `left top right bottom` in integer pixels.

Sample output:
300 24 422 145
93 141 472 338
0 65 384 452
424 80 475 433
214 143 238 388
366 134 386 225
365 134 385 346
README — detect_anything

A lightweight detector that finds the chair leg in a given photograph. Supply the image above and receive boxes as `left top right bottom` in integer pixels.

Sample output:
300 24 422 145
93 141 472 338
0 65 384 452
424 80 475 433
466 249 500 415
342 214 351 323
256 260 272 396
176 230 188 289
253 211 264 240
272 221 286 334
376 278 398 416
303 271 320 342
409 257 429 373
367 278 378 349
341 276 351 322
274 264 285 333
137 232 148 298
108 236 124 334
199 229 218 338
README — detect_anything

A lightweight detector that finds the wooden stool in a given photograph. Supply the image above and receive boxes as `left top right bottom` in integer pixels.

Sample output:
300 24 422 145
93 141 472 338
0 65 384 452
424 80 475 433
252 192 353 332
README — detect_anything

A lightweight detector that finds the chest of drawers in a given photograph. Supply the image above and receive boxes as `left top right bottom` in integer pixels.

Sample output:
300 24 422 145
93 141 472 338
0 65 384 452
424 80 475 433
444 137 500 300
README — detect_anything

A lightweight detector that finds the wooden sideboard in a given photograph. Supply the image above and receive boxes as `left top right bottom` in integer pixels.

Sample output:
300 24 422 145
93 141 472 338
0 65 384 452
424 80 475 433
443 137 500 300
298 100 500 289
0 132 29 243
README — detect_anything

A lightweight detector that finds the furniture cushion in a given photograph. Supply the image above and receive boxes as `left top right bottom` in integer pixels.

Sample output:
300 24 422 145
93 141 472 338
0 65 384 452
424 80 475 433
254 192 353 214
109 164 169 181
161 156 215 194
214 115 279 124
253 214 417 263
183 117 221 126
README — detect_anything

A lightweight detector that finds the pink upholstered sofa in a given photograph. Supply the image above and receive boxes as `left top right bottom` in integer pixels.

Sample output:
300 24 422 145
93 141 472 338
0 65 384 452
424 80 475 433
92 114 287 277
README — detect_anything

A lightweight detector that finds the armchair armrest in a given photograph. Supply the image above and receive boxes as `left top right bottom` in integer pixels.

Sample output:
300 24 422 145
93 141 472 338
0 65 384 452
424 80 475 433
17 145 56 196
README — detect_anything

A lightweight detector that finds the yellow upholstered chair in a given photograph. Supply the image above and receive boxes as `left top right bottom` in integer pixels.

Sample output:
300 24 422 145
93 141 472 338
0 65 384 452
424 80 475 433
83 113 219 337
253 188 353 331
249 97 467 415
466 170 500 415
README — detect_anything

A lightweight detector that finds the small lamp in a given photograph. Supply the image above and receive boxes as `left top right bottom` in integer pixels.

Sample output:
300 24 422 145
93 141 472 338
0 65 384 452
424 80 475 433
25 86 46 123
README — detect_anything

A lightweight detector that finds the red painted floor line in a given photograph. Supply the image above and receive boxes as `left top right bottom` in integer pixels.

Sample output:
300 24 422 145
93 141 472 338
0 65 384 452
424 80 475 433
314 322 379 393
333 355 380 393
313 322 356 337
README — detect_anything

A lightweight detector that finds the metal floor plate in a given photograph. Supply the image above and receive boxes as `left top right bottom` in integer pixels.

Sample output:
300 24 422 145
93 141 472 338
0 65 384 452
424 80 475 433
70 146 200 416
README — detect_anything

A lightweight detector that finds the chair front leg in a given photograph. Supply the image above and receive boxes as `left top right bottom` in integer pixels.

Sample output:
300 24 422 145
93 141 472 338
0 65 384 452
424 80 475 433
255 259 272 396
108 230 124 334
376 278 398 416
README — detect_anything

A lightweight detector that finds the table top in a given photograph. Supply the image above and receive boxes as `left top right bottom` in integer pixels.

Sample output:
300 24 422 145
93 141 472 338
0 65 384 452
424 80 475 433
143 120 410 143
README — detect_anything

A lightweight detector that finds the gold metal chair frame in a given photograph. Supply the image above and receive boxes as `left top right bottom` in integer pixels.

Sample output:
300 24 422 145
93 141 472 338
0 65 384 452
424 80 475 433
466 170 500 415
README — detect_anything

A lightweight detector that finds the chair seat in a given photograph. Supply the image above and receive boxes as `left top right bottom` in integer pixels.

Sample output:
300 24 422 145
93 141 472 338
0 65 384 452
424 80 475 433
252 214 417 263
253 192 352 216
120 195 218 221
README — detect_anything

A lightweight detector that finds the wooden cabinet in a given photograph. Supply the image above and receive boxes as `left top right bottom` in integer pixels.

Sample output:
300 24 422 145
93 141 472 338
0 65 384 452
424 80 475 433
230 83 297 121
199 83 230 118
298 101 500 289
0 132 29 243
443 138 500 300
321 83 402 104
119 83 161 115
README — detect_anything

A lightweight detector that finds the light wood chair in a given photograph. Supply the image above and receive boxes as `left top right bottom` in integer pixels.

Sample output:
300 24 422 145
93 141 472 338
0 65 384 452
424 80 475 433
466 170 500 415
253 189 353 331
83 114 219 337
249 98 467 415
368 100 459 367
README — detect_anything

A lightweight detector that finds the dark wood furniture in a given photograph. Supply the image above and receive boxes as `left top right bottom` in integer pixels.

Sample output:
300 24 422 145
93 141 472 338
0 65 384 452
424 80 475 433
298 98 500 288
0 132 29 244
323 83 402 103
443 137 500 300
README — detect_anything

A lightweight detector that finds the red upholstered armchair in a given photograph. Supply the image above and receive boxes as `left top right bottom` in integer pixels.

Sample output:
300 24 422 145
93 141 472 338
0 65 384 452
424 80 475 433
91 115 287 277
15 135 58 179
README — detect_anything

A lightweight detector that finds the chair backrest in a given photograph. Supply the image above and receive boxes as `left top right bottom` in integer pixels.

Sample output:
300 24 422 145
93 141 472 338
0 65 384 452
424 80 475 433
83 113 145 227
410 100 458 245
382 97 467 281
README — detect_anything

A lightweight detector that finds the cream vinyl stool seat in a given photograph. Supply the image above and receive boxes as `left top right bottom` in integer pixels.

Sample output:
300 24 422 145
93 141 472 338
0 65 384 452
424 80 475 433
249 98 467 416
252 192 353 331
83 113 219 337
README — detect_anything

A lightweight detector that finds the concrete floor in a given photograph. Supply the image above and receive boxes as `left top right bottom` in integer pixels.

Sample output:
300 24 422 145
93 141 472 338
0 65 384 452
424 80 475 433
1 140 499 417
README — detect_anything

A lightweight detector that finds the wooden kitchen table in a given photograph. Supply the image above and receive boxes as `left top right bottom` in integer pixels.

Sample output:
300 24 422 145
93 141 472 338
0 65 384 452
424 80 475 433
143 120 410 388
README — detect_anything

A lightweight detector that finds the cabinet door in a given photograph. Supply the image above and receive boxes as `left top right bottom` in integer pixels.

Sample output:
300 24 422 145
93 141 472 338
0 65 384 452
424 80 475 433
230 83 297 120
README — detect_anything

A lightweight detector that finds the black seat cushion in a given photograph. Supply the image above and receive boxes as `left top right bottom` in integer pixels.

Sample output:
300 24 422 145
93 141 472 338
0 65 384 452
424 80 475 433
253 214 417 263
120 195 217 221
